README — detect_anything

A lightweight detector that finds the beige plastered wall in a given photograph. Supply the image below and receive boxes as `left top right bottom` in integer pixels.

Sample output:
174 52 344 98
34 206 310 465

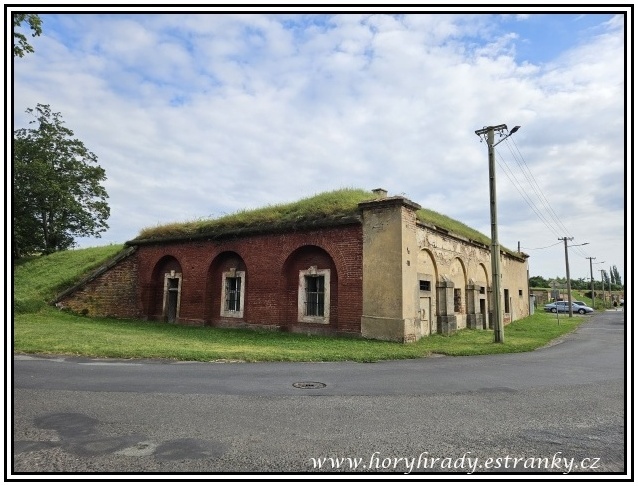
360 194 529 342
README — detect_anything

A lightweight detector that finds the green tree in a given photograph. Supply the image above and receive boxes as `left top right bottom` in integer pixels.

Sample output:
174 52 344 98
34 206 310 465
13 104 110 258
611 265 622 286
528 275 549 288
571 277 587 291
13 13 42 57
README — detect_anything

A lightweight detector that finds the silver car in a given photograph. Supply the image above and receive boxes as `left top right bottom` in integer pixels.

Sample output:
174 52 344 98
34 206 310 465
544 302 593 314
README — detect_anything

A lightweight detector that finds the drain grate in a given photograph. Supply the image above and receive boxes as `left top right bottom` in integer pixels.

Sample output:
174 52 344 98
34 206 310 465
292 381 326 389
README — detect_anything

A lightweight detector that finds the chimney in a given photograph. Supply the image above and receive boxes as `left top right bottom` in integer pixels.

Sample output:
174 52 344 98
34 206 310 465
372 188 388 198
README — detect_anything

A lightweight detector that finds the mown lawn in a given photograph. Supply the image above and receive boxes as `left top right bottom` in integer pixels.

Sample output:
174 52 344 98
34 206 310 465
13 308 584 363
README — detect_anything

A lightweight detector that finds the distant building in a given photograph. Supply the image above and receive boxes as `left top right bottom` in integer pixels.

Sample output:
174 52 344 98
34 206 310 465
55 189 530 342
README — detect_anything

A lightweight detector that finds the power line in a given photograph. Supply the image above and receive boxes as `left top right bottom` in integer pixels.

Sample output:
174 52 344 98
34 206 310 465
493 137 590 259
505 137 575 239
494 150 561 238
520 241 563 251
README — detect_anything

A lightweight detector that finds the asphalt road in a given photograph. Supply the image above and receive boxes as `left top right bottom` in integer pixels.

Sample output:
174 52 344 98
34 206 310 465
10 310 628 478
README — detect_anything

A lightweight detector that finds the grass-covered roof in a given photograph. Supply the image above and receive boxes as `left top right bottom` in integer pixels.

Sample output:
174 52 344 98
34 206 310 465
128 188 518 256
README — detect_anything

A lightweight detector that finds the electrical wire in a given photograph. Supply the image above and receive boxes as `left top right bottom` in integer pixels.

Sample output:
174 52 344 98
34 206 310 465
494 136 591 259
494 151 562 239
520 241 563 251
505 137 575 239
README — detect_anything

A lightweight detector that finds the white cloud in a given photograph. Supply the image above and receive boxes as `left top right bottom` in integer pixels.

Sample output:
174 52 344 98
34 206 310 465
10 10 628 282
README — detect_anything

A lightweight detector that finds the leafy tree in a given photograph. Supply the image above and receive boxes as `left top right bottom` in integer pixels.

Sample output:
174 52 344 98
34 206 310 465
528 275 549 288
611 265 622 286
610 266 621 286
13 104 110 258
13 13 42 57
571 278 588 291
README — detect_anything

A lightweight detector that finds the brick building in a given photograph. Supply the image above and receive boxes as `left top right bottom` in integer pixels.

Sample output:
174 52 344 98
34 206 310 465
55 189 530 342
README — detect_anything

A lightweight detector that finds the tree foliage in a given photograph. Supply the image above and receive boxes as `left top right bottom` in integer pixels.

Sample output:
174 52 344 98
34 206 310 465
13 13 42 57
528 275 549 288
610 265 622 286
529 265 624 295
13 104 110 258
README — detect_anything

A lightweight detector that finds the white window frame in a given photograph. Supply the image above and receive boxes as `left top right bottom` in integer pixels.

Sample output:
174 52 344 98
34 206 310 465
220 269 245 318
162 271 182 321
298 266 330 324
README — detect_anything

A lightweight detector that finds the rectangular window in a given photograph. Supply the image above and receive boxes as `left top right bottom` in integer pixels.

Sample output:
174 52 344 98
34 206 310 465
298 268 330 324
519 289 523 297
305 275 325 317
225 277 241 312
480 286 486 294
419 280 431 292
504 289 510 313
220 270 245 318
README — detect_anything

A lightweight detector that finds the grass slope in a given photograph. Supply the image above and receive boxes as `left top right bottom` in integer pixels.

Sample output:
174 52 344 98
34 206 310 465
130 188 513 253
13 244 125 313
132 188 375 242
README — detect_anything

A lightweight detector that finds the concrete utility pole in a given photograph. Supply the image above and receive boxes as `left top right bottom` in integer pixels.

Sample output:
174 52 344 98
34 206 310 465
560 238 588 317
600 269 607 307
586 257 596 308
590 260 605 308
475 124 520 343
560 237 575 317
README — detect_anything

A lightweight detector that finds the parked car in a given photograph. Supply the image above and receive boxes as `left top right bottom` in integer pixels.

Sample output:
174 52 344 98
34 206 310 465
553 300 587 306
544 302 594 314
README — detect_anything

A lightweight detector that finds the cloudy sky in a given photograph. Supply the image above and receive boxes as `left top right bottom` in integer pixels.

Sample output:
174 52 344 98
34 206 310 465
10 6 629 283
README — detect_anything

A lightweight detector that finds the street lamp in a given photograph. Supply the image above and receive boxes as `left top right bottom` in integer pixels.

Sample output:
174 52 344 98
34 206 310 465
474 124 521 343
592 261 607 307
560 239 588 317
587 258 605 308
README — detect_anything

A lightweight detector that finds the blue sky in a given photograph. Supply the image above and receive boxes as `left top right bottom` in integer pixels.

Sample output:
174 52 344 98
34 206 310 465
9 6 629 283
496 13 617 64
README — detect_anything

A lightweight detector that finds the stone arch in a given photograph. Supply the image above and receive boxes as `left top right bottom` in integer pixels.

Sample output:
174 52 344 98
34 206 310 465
148 255 183 322
450 257 467 314
479 262 490 287
282 245 338 331
417 248 438 335
417 248 438 283
206 251 247 324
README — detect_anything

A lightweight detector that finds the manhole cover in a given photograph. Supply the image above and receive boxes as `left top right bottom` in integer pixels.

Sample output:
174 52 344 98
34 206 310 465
292 382 326 389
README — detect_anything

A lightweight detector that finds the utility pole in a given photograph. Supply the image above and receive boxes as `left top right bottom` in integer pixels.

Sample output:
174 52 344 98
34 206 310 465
560 238 588 317
600 269 607 307
586 257 596 308
559 237 574 317
474 124 520 343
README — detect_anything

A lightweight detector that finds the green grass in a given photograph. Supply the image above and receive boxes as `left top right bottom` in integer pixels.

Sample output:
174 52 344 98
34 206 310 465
13 308 582 363
13 244 125 313
13 244 586 363
130 188 517 255
133 188 375 242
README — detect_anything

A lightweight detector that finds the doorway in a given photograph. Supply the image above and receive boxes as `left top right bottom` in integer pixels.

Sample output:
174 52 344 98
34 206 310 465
420 296 432 336
480 298 487 329
164 275 181 323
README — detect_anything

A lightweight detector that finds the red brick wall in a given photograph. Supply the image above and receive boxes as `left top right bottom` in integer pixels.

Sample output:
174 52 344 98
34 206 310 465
58 254 140 318
135 224 364 335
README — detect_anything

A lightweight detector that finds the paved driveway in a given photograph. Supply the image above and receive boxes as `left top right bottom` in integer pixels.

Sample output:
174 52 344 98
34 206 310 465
10 311 628 478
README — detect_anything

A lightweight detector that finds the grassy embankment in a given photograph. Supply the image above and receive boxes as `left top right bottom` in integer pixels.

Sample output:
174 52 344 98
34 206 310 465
13 244 587 363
